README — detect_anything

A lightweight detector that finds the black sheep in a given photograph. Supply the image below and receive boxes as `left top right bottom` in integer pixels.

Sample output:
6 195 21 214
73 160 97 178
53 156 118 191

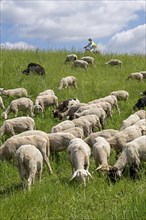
133 96 146 110
22 63 45 76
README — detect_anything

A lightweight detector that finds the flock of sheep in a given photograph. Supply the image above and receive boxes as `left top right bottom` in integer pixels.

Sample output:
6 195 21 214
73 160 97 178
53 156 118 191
0 54 146 190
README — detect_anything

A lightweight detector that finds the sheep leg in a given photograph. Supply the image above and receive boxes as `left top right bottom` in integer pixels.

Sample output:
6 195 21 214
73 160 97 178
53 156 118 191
42 154 52 174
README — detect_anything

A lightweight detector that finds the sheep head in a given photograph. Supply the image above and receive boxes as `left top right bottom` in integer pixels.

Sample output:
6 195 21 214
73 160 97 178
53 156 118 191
70 169 92 186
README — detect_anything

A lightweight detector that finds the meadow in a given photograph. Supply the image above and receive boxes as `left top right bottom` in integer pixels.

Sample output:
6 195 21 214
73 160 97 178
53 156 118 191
0 49 146 220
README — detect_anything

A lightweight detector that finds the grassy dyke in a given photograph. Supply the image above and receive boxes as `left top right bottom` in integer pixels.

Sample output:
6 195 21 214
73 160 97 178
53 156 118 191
0 49 146 220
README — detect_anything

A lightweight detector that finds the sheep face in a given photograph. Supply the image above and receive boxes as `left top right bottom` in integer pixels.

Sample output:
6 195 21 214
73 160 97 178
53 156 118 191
70 169 92 186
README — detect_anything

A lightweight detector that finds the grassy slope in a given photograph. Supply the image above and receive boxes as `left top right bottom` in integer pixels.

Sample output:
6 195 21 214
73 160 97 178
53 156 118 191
0 50 146 220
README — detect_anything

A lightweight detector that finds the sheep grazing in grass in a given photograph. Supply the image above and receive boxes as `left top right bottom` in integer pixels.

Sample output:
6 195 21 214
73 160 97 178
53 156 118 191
53 98 80 118
0 135 52 174
34 95 58 117
133 97 146 110
58 76 77 90
0 88 28 98
120 114 140 130
106 59 122 67
22 63 45 76
72 60 89 71
93 137 111 171
16 144 43 191
125 72 143 81
81 56 95 65
1 97 34 120
67 138 92 186
61 127 84 139
78 115 102 132
0 96 5 110
64 54 78 63
0 116 35 137
72 118 92 137
108 136 146 182
110 90 129 101
106 125 145 154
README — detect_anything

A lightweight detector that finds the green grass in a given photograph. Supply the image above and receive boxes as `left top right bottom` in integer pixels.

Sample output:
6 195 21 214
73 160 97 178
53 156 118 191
0 50 146 220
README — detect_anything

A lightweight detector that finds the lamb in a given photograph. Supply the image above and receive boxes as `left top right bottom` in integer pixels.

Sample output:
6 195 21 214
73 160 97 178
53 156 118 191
72 118 92 137
125 72 143 81
72 60 89 71
53 98 80 118
106 59 122 67
0 88 28 98
1 97 34 120
64 54 78 63
34 94 58 117
107 125 145 154
108 136 146 182
0 116 35 137
0 135 52 174
51 120 75 133
38 89 55 96
74 107 106 129
48 132 75 152
84 129 119 147
92 137 111 171
16 144 43 190
67 138 92 186
22 63 45 76
58 76 77 90
0 96 5 110
81 56 95 65
133 97 146 110
61 127 84 139
110 90 129 101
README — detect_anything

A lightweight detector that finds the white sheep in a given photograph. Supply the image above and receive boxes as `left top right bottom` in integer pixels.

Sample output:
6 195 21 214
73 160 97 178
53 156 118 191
120 114 140 130
0 116 35 137
72 60 89 71
67 138 92 186
61 127 84 139
1 97 34 120
89 95 120 114
74 107 106 129
0 88 28 97
72 118 92 137
16 144 43 190
0 96 5 110
38 89 55 96
34 94 58 117
77 115 102 132
125 72 143 81
92 137 111 171
58 76 77 90
134 110 146 119
84 129 118 147
51 120 75 133
0 135 52 174
106 59 122 67
107 125 145 153
110 90 129 101
64 54 78 63
81 56 95 65
48 132 75 152
108 136 146 182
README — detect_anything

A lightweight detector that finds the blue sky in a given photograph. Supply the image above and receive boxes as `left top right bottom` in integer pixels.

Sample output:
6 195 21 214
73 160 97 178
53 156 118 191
1 0 146 53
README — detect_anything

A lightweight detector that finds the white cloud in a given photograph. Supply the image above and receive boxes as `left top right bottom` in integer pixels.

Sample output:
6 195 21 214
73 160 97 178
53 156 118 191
104 24 146 54
1 0 145 41
0 41 36 50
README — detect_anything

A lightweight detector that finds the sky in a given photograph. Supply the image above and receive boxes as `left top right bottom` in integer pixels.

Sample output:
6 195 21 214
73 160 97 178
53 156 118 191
0 0 146 54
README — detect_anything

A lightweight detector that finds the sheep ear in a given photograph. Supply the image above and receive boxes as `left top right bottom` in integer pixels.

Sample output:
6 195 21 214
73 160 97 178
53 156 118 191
69 171 77 181
86 171 93 179
95 165 102 171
